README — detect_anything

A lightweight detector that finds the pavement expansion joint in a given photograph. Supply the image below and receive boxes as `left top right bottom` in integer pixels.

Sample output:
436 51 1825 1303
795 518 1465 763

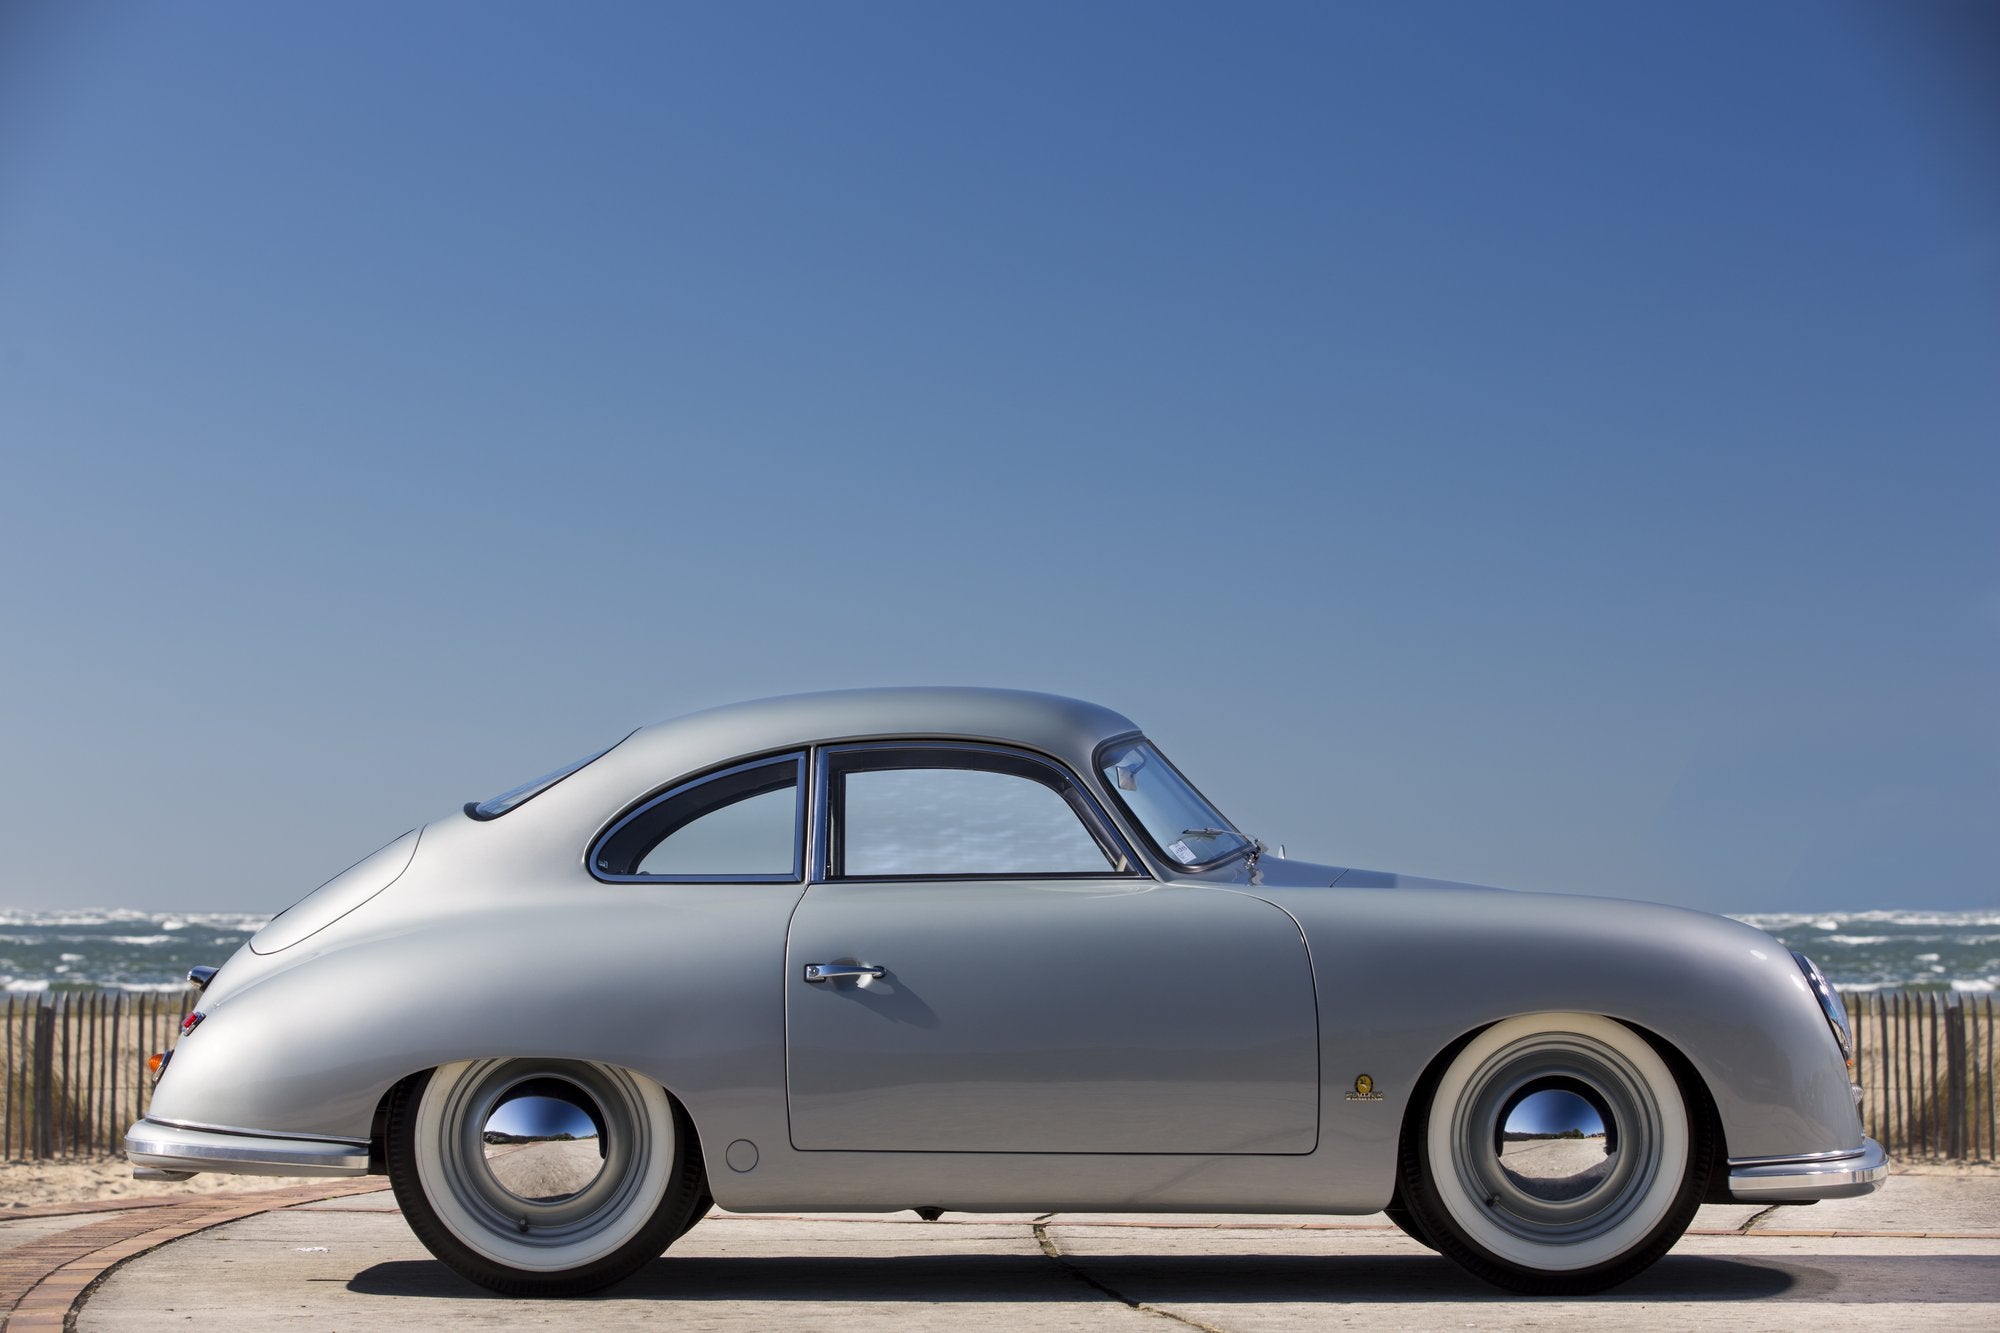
1033 1219 1234 1333
1740 1204 1784 1233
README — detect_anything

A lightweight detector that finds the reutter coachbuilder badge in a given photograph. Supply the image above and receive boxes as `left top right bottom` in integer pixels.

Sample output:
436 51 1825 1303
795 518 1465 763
1347 1073 1383 1101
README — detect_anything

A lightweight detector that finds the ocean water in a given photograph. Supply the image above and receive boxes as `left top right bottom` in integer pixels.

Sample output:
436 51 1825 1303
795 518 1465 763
0 906 1995 994
0 910 268 993
1731 910 2000 994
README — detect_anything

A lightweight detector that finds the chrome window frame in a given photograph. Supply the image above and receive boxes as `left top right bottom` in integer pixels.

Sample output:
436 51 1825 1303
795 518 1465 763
587 751 808 884
1090 733 1253 873
466 731 635 822
813 740 1144 883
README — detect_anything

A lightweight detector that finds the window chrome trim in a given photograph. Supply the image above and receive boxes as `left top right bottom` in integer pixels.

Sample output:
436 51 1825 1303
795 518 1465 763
805 742 828 887
588 751 808 884
1090 734 1253 873
813 740 1143 883
467 731 635 821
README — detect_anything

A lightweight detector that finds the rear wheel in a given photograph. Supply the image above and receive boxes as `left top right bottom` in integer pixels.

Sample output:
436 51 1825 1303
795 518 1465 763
1401 1013 1711 1295
386 1059 706 1296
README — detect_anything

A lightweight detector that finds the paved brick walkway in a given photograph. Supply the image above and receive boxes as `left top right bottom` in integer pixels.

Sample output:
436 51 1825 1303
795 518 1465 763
0 1179 387 1331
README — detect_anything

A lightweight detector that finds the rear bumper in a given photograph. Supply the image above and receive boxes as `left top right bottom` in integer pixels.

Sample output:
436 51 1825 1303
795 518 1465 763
124 1118 370 1179
1727 1137 1889 1202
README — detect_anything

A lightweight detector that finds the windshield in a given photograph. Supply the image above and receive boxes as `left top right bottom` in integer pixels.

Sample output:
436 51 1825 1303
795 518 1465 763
467 732 632 820
1098 738 1251 868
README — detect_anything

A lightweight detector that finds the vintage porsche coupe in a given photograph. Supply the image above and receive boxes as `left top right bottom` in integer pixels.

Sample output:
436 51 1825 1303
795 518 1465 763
127 688 1885 1296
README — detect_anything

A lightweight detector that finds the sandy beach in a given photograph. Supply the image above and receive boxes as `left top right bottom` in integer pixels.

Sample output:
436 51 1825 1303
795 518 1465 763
1 1157 334 1210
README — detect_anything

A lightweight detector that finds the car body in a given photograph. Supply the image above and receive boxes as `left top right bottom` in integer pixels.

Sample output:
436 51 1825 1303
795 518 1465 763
127 687 1886 1295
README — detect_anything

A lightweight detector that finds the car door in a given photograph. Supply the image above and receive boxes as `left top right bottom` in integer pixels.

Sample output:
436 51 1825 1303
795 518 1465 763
785 742 1319 1154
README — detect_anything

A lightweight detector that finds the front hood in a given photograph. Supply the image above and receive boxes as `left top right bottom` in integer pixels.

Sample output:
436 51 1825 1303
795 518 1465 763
1207 855 1513 894
1329 865 1509 894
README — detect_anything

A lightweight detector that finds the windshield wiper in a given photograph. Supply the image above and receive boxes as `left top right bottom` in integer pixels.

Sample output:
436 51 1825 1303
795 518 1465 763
1182 827 1263 869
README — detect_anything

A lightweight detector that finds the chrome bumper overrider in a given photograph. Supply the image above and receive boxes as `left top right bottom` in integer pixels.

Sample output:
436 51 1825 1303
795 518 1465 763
1727 1137 1889 1202
124 1118 370 1179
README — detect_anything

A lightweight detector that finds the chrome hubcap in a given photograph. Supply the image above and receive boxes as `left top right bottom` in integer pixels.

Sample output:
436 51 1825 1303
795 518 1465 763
481 1081 609 1203
1495 1080 1616 1202
1452 1034 1663 1244
435 1060 656 1248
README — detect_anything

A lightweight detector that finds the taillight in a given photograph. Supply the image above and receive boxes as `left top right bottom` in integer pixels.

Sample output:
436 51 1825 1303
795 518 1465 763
181 1011 205 1036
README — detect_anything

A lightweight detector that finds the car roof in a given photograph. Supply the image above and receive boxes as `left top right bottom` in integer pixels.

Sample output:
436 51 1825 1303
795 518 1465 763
615 687 1141 781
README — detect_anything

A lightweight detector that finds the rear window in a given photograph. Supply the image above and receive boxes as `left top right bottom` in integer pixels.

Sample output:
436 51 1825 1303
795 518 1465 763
466 732 632 820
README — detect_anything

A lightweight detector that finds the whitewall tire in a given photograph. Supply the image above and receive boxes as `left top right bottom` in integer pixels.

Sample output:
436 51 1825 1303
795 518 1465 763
1403 1013 1712 1294
387 1059 705 1295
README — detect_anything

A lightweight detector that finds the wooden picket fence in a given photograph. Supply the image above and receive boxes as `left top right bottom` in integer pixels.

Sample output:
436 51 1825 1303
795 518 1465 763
2 990 198 1160
0 987 1994 1162
1845 991 1996 1162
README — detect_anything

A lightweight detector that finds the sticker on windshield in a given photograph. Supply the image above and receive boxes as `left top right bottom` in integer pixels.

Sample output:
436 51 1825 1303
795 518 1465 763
1167 840 1196 864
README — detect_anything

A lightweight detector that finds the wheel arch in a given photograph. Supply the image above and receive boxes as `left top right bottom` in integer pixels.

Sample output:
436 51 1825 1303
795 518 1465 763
366 1062 712 1178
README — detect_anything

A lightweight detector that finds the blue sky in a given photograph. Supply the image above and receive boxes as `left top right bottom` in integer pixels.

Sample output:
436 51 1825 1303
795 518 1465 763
0 2 1993 914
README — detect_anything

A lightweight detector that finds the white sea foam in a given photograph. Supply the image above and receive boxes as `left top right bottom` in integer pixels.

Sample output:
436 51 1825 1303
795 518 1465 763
3 978 50 992
1733 910 2000 929
0 909 265 930
172 913 268 930
0 914 117 928
107 935 173 947
1951 979 1997 993
1734 913 1847 931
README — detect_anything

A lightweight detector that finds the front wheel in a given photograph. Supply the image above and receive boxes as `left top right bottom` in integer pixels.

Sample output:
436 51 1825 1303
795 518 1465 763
386 1059 706 1296
1401 1013 1712 1295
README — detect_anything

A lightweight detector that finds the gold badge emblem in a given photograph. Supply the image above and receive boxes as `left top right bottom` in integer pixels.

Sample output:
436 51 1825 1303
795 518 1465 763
1346 1073 1383 1102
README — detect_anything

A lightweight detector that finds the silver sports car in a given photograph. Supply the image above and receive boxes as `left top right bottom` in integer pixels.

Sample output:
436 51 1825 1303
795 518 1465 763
127 688 1885 1296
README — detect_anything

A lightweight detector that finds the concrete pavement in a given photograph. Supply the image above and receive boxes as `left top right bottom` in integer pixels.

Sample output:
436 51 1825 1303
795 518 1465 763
8 1169 1994 1331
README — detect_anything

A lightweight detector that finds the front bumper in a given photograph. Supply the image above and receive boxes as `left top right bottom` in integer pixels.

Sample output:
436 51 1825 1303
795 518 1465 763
1727 1137 1889 1202
124 1118 370 1179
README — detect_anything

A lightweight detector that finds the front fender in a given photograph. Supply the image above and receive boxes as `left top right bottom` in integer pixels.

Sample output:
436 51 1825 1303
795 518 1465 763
1273 882 1861 1206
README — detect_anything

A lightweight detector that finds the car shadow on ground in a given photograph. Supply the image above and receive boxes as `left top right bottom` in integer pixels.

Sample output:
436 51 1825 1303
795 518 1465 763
342 1251 2000 1304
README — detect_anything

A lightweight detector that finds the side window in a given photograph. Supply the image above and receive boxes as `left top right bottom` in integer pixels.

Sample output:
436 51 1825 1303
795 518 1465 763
829 746 1125 878
593 754 804 881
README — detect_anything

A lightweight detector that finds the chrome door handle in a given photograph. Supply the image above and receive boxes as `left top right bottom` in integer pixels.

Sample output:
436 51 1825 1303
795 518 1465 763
803 963 885 984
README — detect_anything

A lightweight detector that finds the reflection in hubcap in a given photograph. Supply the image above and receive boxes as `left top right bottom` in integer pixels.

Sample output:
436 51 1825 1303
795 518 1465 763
480 1081 608 1203
1496 1081 1616 1202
